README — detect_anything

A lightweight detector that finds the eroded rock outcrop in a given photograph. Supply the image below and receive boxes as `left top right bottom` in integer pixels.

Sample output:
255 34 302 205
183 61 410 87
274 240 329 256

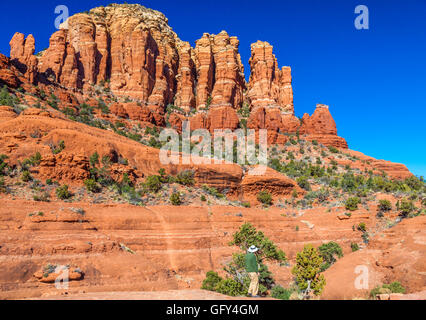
300 104 348 148
5 3 349 149
247 41 293 114
9 33 38 84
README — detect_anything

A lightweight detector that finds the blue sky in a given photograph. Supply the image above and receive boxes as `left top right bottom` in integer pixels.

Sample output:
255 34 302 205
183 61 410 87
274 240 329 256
0 0 425 177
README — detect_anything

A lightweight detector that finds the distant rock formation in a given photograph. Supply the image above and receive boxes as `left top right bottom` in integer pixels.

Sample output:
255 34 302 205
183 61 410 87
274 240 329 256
6 3 348 148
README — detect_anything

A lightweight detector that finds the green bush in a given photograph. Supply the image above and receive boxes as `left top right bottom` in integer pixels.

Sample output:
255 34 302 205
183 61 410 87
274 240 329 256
351 242 359 252
318 242 343 271
0 177 6 193
52 140 65 154
84 179 102 193
385 282 406 294
271 285 291 300
378 199 392 212
170 192 182 206
21 170 32 182
200 195 207 202
175 170 195 186
0 154 8 175
257 190 272 206
29 152 42 166
202 185 225 199
370 282 406 299
328 146 339 153
345 197 361 211
56 185 71 200
296 176 311 191
214 278 245 297
357 222 367 232
230 223 287 263
292 244 326 296
201 271 223 291
89 152 100 168
0 85 18 106
144 175 162 193
399 199 415 216
33 191 50 202
241 202 251 208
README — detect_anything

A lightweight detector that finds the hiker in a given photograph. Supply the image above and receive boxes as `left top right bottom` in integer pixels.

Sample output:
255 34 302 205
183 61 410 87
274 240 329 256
245 245 260 297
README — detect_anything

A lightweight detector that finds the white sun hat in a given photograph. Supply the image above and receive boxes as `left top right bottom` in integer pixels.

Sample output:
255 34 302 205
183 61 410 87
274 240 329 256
248 245 259 253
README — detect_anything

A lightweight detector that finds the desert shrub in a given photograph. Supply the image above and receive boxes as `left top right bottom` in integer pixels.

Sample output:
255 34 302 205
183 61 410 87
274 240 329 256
312 140 318 146
202 185 225 199
370 282 406 299
28 152 42 166
144 175 162 193
318 242 343 271
0 177 6 193
257 190 272 206
385 282 406 294
345 197 361 211
0 85 19 106
33 191 50 202
328 146 339 153
148 137 162 149
271 285 291 300
52 140 65 154
296 176 311 191
305 188 329 203
201 271 223 292
200 195 207 202
21 170 32 182
56 185 71 200
237 103 251 118
230 223 287 263
175 170 195 186
241 201 251 208
292 244 326 296
399 199 415 216
89 152 99 168
98 99 110 114
214 278 245 297
378 199 392 212
0 154 9 175
84 179 102 193
404 176 423 191
351 242 360 252
170 192 182 206
357 222 367 232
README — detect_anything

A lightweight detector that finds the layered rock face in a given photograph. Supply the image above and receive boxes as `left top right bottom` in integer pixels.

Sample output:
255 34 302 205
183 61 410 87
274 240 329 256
247 41 293 113
9 5 245 114
9 33 38 84
300 104 348 148
194 32 246 110
6 3 348 149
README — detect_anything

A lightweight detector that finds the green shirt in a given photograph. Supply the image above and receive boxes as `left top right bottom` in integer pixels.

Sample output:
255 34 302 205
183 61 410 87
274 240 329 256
245 252 258 273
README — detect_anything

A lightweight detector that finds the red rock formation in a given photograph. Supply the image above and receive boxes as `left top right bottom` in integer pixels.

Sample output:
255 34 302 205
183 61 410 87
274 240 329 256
300 104 348 148
0 54 20 88
4 4 351 150
247 41 293 114
194 32 246 110
9 33 38 83
110 102 155 123
239 166 304 204
207 106 240 132
185 106 240 133
175 42 196 112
